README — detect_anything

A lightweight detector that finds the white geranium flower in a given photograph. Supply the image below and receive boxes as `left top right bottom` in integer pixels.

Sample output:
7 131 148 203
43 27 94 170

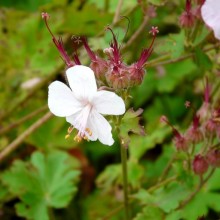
201 0 220 40
48 65 125 146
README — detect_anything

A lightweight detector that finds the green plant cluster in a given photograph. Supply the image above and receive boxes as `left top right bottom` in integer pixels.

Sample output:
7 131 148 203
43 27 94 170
0 0 220 219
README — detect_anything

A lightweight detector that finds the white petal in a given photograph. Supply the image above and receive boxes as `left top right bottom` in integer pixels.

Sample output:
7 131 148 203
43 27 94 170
48 81 82 117
89 110 114 146
201 0 220 40
92 91 125 115
86 115 99 141
66 65 97 101
66 111 81 130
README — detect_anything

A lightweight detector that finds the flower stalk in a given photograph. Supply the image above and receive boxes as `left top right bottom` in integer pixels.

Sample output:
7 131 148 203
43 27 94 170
120 144 130 220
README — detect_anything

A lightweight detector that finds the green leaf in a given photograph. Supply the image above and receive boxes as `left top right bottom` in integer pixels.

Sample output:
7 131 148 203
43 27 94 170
206 169 220 191
133 183 190 213
1 151 80 220
156 60 197 93
0 0 53 12
61 2 112 36
167 171 220 220
131 69 157 108
120 108 145 148
134 206 164 220
88 0 137 13
127 161 144 189
96 161 144 190
153 183 189 212
194 48 213 70
129 126 171 160
27 117 79 149
96 164 121 190
147 0 166 6
156 31 185 59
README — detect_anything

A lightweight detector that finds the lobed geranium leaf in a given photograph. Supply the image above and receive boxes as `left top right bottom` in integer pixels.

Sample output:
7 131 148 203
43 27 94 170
1 151 80 220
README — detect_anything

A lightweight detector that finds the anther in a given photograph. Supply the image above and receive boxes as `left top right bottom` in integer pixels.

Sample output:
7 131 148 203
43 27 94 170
68 126 74 134
83 135 89 141
74 135 82 143
65 134 70 139
85 128 92 136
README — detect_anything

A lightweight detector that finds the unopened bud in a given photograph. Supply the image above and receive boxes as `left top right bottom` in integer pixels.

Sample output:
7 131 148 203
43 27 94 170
179 11 195 28
193 154 209 175
128 64 145 86
106 65 130 89
186 127 203 143
90 58 108 82
174 135 188 151
206 149 220 167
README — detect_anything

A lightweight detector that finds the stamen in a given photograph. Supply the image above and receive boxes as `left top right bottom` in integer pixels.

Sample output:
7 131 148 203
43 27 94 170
74 135 82 142
68 126 74 134
83 135 89 141
85 128 92 136
65 134 70 139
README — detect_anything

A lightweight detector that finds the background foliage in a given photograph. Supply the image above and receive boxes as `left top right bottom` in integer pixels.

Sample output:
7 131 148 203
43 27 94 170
0 0 220 219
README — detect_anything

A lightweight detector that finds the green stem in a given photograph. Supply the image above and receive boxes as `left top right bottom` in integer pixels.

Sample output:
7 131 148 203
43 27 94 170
120 145 130 220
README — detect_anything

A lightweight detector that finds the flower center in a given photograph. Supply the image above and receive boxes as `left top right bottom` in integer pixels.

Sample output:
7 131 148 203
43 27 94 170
65 103 93 142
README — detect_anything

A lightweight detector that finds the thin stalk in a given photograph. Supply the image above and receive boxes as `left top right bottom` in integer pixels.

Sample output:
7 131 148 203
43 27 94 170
120 145 130 220
0 112 52 162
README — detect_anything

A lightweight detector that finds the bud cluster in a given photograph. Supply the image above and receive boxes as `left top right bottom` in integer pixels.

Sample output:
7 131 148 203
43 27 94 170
42 12 158 90
161 79 220 176
179 0 205 28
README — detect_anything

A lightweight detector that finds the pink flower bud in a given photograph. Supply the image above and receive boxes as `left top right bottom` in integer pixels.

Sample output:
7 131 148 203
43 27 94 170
174 134 188 151
179 0 196 28
206 149 220 167
205 118 216 133
106 65 130 89
128 64 145 86
193 154 209 175
90 58 108 81
186 115 203 143
179 11 195 28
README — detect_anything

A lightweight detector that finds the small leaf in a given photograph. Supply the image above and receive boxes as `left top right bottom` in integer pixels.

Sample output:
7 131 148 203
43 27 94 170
120 108 145 148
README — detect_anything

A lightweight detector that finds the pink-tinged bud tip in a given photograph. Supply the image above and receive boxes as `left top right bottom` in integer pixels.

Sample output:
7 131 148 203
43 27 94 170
160 115 168 123
185 100 191 108
149 26 159 36
41 12 49 20
186 0 192 13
